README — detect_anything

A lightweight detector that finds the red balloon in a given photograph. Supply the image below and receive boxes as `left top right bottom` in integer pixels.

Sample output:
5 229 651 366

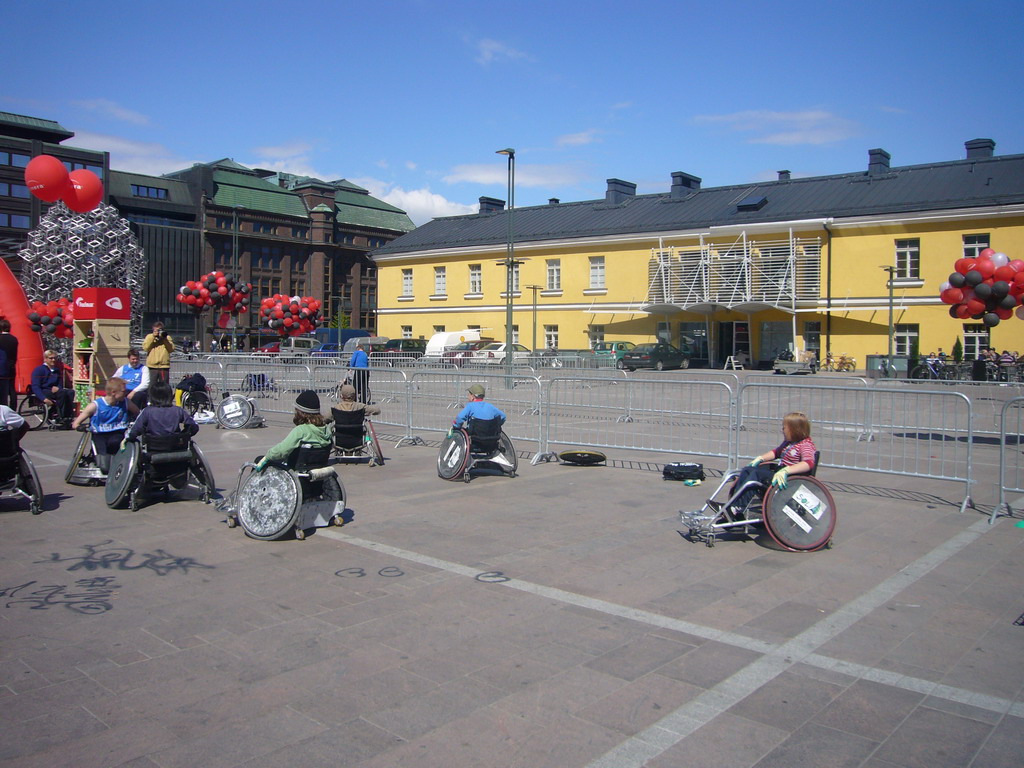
24 155 71 203
974 258 995 279
63 169 104 213
1009 259 1024 273
955 304 971 318
1014 272 1024 285
217 286 228 295
965 298 985 315
216 276 227 286
996 307 1013 320
993 265 1015 282
954 258 976 275
978 248 995 260
940 287 964 304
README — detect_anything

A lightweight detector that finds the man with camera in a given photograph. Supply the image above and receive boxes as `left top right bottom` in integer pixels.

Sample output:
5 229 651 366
142 321 175 384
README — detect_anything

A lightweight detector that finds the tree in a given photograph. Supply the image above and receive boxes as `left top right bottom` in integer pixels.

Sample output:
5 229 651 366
952 336 963 363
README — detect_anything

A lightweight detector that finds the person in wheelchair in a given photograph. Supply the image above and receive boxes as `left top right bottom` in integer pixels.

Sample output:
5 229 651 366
728 411 816 517
126 380 198 443
71 377 139 475
452 384 506 432
331 384 382 461
438 384 516 481
31 350 75 427
0 403 43 515
254 390 332 472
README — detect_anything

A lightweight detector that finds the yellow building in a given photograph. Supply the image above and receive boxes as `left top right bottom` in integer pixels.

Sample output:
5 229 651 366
373 141 1024 369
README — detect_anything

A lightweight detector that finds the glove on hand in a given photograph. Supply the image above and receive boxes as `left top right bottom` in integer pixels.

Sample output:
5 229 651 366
748 457 762 467
254 458 268 472
447 427 455 439
771 468 789 488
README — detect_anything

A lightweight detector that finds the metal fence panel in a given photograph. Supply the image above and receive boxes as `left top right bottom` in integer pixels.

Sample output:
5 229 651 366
544 377 734 460
996 396 1024 523
736 382 973 510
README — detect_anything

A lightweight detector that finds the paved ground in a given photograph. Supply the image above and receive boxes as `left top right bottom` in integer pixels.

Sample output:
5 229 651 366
1 413 1022 767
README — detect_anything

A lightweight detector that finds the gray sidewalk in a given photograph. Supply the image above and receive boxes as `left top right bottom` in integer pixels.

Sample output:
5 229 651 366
1 417 1022 767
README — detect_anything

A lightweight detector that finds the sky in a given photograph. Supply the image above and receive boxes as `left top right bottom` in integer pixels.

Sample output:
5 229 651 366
5 0 1023 226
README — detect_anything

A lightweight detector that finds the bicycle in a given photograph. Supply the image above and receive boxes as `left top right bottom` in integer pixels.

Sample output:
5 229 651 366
910 359 953 380
877 358 896 378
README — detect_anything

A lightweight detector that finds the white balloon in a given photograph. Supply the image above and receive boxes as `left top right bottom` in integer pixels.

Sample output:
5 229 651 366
1017 306 1024 321
939 281 951 291
991 251 1009 267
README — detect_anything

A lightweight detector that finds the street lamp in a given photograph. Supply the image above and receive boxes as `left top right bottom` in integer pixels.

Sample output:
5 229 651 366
231 205 245 352
880 265 896 375
497 148 515 383
526 284 542 353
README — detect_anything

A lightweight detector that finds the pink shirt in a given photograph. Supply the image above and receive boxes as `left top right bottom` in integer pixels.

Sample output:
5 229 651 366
773 438 816 469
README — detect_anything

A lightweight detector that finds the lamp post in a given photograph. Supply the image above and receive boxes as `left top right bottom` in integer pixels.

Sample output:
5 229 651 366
231 205 245 352
881 265 896 376
526 284 542 354
497 148 515 384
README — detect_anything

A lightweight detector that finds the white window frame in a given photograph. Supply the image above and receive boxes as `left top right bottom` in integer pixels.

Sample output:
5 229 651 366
433 266 446 296
589 256 605 289
468 264 482 294
512 263 521 292
401 268 413 296
401 325 412 339
963 234 990 259
546 259 561 291
895 239 920 280
544 325 559 349
963 324 988 360
894 323 919 357
589 325 605 347
511 325 519 344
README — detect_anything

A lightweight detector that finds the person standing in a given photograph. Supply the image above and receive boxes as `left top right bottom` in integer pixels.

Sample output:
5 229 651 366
349 340 371 405
0 318 18 410
142 321 174 384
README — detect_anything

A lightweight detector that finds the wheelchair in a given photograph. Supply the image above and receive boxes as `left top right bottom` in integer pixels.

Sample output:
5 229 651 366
65 428 108 486
436 417 517 483
18 391 62 431
105 433 216 511
224 443 346 540
241 372 279 399
331 407 384 466
679 453 836 551
0 427 44 515
215 394 266 430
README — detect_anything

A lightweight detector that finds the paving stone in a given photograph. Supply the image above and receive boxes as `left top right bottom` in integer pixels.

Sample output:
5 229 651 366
727 669 847 732
576 673 703 735
872 705 993 767
812 679 924 742
656 640 763 690
646 711 788 768
361 676 506 741
582 633 700 682
751 722 878 768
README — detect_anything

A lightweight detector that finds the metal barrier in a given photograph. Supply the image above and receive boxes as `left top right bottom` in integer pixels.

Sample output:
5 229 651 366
406 371 545 457
543 377 734 462
874 378 1022 436
745 373 869 388
994 396 1024 523
736 382 974 512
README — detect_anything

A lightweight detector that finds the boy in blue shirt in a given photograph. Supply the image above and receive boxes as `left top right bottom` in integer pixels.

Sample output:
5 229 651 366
452 384 506 431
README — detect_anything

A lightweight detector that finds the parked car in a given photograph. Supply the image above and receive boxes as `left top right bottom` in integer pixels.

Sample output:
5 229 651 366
475 342 531 365
380 338 428 363
619 342 690 371
311 342 341 358
252 341 280 358
592 340 636 368
442 339 494 367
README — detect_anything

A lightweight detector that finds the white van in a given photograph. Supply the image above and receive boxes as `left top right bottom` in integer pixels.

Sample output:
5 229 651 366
342 336 389 355
278 336 320 357
424 329 488 358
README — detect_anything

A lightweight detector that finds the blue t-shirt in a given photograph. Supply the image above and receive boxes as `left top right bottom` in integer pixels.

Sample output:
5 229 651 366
454 400 506 428
91 397 129 433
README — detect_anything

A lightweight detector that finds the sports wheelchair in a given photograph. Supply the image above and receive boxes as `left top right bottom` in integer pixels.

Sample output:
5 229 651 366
679 453 836 551
436 417 517 483
224 443 346 540
104 433 216 511
176 374 214 416
65 428 108 486
18 390 63 431
331 407 384 466
0 426 43 515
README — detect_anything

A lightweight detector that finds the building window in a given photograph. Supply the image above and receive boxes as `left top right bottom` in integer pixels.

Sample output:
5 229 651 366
63 161 103 179
291 226 308 239
288 280 305 296
589 325 605 347
214 241 234 268
402 269 413 296
963 324 988 360
215 217 232 230
434 267 446 295
512 263 520 292
895 239 920 279
803 321 821 355
401 325 412 339
252 221 275 235
589 256 606 289
469 264 482 294
433 325 445 334
130 184 168 199
6 153 30 168
963 234 990 259
511 325 519 344
0 213 29 228
252 244 282 270
544 325 559 349
0 182 29 198
546 259 561 290
894 324 919 357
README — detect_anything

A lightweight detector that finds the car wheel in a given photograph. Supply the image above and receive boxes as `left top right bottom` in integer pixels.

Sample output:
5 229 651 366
616 359 627 370
655 361 665 371
680 358 690 369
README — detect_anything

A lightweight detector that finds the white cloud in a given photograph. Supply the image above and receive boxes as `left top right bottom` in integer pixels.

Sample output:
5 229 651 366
405 161 417 171
693 109 859 145
352 177 477 226
443 163 586 188
72 99 150 126
557 129 600 147
252 141 314 159
474 38 530 65
68 130 193 176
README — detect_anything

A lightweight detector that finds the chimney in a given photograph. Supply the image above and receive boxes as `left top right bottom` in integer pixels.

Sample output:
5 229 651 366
965 138 995 159
777 170 791 181
478 196 505 215
868 148 891 175
670 172 702 198
548 198 560 205
605 178 636 204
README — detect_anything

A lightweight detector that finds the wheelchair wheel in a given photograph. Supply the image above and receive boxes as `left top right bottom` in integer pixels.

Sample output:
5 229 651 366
18 397 48 431
236 466 300 540
216 395 255 429
189 443 216 503
181 390 213 416
498 432 518 476
761 475 837 552
367 419 385 467
18 452 44 515
437 430 469 480
105 442 141 509
65 431 95 485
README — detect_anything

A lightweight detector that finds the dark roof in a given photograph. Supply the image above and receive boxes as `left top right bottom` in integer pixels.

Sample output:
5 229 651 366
107 170 197 215
374 153 1024 256
0 111 74 142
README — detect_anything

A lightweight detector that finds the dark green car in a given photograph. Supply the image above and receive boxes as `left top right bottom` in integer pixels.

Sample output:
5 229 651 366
620 342 690 371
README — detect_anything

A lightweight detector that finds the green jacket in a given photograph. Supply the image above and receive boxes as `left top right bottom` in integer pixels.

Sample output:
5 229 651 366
262 423 332 464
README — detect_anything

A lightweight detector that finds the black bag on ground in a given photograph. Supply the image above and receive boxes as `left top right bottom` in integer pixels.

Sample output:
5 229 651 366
662 462 705 481
176 373 208 393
